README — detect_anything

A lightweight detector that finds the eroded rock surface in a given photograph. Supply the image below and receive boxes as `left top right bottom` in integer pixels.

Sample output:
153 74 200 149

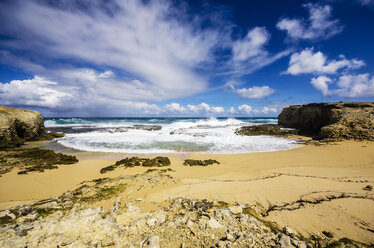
0 172 371 248
235 124 298 137
0 106 64 148
0 106 44 148
278 102 374 140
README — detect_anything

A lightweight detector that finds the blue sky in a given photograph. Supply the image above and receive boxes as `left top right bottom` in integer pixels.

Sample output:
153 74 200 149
0 0 373 117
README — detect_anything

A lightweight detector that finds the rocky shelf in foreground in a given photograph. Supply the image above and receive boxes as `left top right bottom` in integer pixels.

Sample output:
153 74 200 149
1 171 370 248
278 102 374 141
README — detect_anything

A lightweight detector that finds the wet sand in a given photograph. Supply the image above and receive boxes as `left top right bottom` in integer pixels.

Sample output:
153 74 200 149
0 140 373 243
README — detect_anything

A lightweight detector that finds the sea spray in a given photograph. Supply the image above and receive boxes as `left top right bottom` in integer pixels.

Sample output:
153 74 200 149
45 117 298 154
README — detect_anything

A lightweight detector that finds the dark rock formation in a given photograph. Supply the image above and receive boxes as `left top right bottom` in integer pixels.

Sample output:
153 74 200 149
183 159 220 167
100 156 171 173
235 124 298 137
278 102 374 140
0 106 64 148
0 148 78 175
133 125 162 131
363 185 373 191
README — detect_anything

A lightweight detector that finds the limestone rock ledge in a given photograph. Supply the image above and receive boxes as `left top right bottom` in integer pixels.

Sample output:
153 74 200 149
0 106 61 148
278 102 374 140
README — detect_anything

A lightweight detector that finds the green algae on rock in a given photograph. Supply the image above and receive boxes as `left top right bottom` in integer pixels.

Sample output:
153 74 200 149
100 156 171 174
0 148 78 175
183 159 220 166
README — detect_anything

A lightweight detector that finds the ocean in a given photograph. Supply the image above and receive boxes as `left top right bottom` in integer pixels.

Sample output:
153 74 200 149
44 117 300 154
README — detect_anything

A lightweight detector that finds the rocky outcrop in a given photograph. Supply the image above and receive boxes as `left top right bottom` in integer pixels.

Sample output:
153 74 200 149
0 106 63 148
278 102 374 140
0 106 45 148
235 124 298 137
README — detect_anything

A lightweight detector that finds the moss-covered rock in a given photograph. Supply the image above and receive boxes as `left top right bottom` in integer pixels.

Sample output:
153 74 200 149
100 156 171 174
183 159 220 166
0 148 78 175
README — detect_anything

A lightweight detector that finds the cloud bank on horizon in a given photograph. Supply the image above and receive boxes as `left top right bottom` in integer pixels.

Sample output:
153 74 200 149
0 0 373 117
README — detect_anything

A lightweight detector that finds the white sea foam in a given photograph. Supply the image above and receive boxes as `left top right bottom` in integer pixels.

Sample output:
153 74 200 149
53 118 300 154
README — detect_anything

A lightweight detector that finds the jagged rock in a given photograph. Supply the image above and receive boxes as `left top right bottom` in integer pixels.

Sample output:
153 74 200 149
133 125 162 131
284 226 297 238
0 106 64 148
183 159 220 167
155 213 166 224
278 233 295 248
363 185 373 191
278 102 374 140
146 217 157 227
322 231 334 238
228 206 242 215
147 236 160 248
206 218 224 229
235 124 297 136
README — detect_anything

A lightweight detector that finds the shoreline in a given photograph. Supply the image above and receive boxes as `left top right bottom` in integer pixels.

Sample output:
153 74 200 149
1 139 373 243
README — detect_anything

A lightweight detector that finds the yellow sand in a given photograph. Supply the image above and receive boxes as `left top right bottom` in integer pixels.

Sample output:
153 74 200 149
0 140 373 243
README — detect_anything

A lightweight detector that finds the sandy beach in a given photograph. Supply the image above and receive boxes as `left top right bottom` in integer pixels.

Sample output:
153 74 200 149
1 140 373 243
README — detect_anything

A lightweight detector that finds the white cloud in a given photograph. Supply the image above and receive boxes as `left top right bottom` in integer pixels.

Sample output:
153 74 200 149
261 106 278 114
235 86 276 99
310 76 332 96
0 76 72 108
187 103 225 115
238 104 252 114
276 3 343 41
228 107 236 114
159 103 279 116
0 75 284 116
335 74 374 97
0 0 292 116
0 0 221 103
286 48 365 75
227 27 290 76
98 71 115 79
232 27 270 62
310 73 374 98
